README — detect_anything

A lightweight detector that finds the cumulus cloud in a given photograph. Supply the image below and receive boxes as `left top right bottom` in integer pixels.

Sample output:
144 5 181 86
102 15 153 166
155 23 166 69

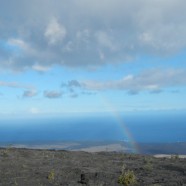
61 80 83 89
67 80 82 87
61 80 96 97
7 38 29 51
1 0 186 71
61 80 84 98
95 31 118 51
22 90 37 98
44 90 62 99
44 18 66 45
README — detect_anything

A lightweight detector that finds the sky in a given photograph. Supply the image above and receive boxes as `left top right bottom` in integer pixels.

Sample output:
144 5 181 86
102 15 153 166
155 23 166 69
1 0 186 117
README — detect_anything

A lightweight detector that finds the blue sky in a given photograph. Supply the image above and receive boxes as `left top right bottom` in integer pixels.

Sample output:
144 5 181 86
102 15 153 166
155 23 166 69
0 0 186 117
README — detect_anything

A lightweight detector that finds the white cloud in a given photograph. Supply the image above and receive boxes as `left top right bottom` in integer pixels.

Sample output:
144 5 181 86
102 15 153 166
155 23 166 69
0 81 33 90
61 68 183 95
0 0 186 70
0 81 20 88
63 41 74 52
0 81 37 98
7 38 28 51
95 31 117 51
44 90 62 99
32 64 50 72
7 38 37 57
22 90 37 98
29 107 40 114
44 18 66 45
76 29 90 44
75 68 186 94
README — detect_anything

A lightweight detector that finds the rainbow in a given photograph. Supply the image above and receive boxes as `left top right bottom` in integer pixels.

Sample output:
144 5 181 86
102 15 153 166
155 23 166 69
100 96 140 154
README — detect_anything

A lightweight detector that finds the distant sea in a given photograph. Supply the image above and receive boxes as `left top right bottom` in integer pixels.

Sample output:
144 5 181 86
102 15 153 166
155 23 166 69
0 111 186 145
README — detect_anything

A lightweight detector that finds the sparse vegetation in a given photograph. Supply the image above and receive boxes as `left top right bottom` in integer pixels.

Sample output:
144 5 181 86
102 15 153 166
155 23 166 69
143 157 152 163
171 154 179 160
143 157 153 171
144 162 153 171
0 149 9 157
0 145 14 158
0 148 185 185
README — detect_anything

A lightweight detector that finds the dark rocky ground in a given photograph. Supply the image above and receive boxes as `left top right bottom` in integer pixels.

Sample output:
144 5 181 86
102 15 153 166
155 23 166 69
0 148 186 186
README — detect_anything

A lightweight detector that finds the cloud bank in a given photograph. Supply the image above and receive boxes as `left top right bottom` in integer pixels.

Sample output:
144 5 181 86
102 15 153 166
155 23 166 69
65 69 186 94
0 0 186 71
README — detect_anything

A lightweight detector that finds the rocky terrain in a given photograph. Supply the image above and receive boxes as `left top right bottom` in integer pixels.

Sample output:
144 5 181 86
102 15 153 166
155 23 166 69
0 148 186 186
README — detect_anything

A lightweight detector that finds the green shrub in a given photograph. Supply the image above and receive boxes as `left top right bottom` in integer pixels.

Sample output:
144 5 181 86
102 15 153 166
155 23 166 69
47 170 55 181
118 170 136 186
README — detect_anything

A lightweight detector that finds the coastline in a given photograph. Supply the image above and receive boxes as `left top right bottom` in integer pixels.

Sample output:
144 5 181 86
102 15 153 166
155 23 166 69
1 141 186 155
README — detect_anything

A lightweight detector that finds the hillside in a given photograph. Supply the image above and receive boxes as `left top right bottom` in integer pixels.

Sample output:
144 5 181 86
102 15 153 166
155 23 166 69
0 148 186 186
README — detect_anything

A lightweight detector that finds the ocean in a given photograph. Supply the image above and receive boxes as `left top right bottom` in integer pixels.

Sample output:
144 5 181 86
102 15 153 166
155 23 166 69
0 111 186 144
